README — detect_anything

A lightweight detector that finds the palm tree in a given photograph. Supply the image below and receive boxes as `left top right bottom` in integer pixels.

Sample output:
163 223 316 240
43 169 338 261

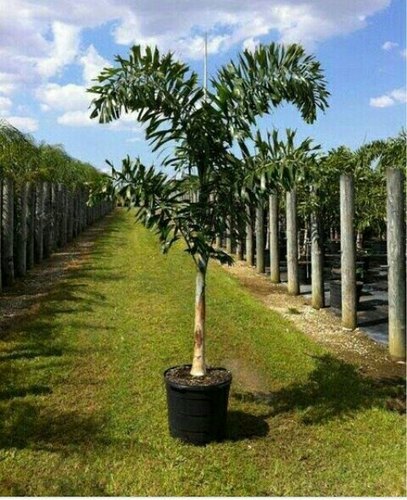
89 43 329 377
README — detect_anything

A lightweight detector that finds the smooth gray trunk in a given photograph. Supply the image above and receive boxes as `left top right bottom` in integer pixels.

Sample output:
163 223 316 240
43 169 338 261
14 182 29 277
80 188 86 232
61 185 68 246
245 205 254 266
72 190 77 238
49 183 57 251
2 177 15 286
286 189 299 295
236 239 244 260
255 202 265 273
340 174 357 329
311 204 325 309
26 183 35 270
269 192 280 283
0 180 2 290
67 189 74 242
386 168 406 360
43 182 51 258
34 181 44 263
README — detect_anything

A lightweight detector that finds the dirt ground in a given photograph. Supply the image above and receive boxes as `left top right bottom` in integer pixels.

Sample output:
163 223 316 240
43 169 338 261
0 219 109 337
224 260 406 382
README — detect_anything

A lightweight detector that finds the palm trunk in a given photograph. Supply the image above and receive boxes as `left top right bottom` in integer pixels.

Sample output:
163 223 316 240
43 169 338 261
61 185 68 246
67 189 74 242
269 191 280 283
256 175 266 273
225 216 233 254
190 258 207 377
49 183 57 252
43 182 51 258
14 182 29 277
236 239 244 260
311 205 325 309
286 188 299 295
26 183 35 270
340 174 356 330
2 177 15 286
245 205 254 266
255 202 265 273
0 179 3 291
73 190 79 238
34 181 44 263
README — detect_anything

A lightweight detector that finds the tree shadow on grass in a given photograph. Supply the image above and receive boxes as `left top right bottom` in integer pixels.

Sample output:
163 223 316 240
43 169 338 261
226 410 270 441
0 278 114 455
233 354 405 425
0 399 107 452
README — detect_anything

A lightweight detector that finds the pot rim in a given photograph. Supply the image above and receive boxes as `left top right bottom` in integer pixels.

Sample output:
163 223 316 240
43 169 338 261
164 364 232 391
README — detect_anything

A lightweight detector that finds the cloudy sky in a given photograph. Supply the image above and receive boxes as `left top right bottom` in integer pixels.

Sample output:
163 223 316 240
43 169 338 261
0 0 405 171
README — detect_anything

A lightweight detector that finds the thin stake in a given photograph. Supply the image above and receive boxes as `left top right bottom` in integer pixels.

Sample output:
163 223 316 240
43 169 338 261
203 32 208 99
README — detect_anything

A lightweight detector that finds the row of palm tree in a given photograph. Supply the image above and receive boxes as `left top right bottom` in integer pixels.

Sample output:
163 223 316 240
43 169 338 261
0 119 112 290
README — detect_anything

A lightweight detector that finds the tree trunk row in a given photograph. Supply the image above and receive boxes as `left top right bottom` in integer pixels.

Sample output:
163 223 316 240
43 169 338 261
0 179 114 291
216 168 405 360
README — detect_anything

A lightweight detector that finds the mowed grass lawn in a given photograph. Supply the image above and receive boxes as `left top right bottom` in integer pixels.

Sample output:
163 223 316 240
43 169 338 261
0 209 404 496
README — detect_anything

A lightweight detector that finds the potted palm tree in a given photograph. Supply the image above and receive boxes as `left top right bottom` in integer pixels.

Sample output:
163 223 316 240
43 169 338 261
88 43 328 444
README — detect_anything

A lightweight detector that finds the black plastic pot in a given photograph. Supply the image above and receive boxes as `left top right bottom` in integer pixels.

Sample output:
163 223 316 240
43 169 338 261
164 365 232 445
298 262 311 284
329 279 363 310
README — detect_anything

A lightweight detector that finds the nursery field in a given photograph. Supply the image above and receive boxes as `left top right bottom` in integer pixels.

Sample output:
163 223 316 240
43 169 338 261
0 209 404 496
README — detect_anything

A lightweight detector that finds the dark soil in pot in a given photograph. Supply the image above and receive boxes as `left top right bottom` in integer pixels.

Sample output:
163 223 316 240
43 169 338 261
164 365 232 445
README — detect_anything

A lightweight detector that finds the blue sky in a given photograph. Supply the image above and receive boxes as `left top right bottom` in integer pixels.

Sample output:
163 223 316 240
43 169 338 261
0 0 405 172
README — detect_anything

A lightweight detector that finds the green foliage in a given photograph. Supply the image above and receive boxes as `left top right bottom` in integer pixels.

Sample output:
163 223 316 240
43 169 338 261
253 128 320 191
89 43 329 269
0 119 104 189
213 43 329 130
293 131 405 240
107 156 236 266
0 119 39 181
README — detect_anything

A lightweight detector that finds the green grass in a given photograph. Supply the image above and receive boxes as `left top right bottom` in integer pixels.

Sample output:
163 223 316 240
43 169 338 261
0 209 404 496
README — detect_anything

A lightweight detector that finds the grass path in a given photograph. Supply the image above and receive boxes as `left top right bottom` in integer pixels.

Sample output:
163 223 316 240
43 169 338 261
0 209 404 496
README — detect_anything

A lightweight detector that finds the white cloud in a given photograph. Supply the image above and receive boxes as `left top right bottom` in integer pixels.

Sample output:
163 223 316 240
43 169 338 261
389 87 407 103
242 37 260 53
57 108 142 132
401 49 407 59
0 0 393 91
0 70 31 96
36 22 81 78
370 87 406 108
382 41 398 51
6 116 38 132
57 110 94 127
369 95 394 108
0 96 12 115
36 83 90 112
80 45 110 84
0 0 395 131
